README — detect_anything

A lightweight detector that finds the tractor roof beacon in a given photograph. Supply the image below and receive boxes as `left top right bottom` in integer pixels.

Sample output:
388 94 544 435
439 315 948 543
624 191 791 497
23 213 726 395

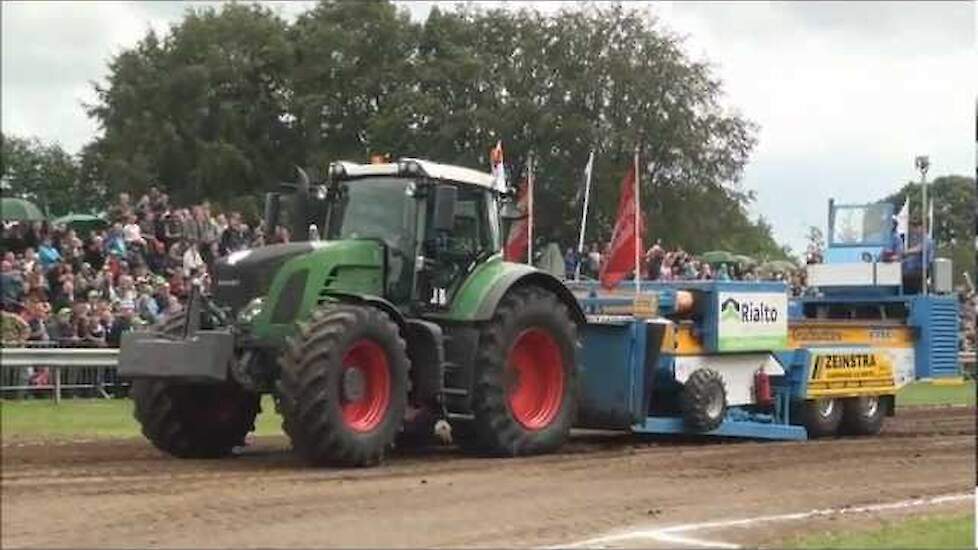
119 157 584 467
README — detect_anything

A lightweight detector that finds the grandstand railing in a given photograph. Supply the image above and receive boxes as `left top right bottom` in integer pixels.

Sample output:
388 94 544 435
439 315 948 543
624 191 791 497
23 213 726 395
0 341 123 403
0 343 974 402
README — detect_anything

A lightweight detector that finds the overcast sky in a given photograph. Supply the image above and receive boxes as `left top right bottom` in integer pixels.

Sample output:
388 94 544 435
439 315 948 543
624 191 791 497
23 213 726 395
2 1 974 255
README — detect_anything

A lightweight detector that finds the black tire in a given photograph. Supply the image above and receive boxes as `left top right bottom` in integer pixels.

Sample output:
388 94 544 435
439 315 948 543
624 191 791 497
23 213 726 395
278 305 409 467
680 368 727 432
130 310 260 459
460 286 578 456
798 398 843 438
840 396 885 436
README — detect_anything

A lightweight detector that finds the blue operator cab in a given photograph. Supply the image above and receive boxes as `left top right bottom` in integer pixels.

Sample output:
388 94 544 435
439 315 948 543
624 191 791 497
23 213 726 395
824 199 895 265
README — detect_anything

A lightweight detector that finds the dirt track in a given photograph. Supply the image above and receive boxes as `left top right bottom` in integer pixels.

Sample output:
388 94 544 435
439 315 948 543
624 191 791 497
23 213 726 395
2 406 974 548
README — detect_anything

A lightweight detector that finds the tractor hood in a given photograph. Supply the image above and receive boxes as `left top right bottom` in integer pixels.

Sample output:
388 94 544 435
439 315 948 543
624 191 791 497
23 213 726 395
213 239 386 341
213 242 320 315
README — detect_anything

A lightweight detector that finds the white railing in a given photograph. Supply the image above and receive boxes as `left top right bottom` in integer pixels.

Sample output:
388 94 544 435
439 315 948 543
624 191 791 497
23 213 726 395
0 347 120 403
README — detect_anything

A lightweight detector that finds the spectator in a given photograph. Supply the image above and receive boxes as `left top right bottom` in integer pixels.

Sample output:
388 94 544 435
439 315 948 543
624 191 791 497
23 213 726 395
37 236 62 271
1 259 24 310
219 212 252 256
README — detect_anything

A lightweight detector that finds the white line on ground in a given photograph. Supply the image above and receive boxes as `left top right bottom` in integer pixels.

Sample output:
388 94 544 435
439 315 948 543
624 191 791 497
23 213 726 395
550 492 974 549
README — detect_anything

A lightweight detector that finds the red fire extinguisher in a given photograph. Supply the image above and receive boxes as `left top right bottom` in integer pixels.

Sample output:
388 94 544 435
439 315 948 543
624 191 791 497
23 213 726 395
754 369 773 406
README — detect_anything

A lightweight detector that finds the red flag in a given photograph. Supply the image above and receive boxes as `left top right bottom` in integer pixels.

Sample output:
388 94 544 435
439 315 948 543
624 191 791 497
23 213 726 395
504 174 529 262
599 164 643 289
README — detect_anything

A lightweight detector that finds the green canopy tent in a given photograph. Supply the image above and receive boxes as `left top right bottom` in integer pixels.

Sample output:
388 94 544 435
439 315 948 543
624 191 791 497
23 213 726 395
699 250 738 265
758 260 799 275
0 198 45 222
51 213 109 235
733 254 757 267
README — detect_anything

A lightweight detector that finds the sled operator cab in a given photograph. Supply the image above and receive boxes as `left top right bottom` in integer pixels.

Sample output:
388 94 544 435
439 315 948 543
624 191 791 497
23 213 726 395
805 199 953 299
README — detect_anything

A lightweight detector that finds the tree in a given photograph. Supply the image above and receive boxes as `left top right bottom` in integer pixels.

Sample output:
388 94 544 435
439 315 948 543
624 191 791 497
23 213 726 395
0 133 94 217
86 3 295 206
85 0 789 258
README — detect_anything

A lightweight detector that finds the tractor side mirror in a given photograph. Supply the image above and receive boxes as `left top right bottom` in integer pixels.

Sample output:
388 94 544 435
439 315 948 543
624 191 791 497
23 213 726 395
499 196 526 243
263 192 281 232
432 185 457 232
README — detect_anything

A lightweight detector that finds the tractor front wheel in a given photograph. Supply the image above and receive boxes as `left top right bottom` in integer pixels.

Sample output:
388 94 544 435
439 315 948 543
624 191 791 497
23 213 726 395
462 286 578 456
130 309 260 459
131 380 260 458
278 305 409 466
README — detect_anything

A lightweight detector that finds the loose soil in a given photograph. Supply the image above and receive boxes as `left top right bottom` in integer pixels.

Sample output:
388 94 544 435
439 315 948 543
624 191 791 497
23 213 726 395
1 406 973 548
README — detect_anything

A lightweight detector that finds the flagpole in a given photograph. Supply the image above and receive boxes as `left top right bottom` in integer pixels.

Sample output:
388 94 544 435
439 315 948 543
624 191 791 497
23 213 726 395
527 153 534 265
633 147 641 297
575 150 595 281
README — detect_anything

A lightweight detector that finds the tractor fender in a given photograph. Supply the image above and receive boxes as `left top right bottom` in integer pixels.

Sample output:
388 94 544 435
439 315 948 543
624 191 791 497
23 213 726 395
320 291 407 330
449 260 584 324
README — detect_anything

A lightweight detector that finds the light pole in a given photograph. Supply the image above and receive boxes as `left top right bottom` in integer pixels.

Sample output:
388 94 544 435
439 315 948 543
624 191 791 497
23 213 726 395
914 155 930 295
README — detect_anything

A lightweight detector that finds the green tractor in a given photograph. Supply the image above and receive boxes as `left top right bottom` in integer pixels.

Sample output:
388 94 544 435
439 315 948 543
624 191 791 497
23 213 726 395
119 158 584 466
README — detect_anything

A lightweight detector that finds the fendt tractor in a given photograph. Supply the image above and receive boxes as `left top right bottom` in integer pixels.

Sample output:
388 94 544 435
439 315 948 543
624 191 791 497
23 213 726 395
119 158 961 467
120 159 585 466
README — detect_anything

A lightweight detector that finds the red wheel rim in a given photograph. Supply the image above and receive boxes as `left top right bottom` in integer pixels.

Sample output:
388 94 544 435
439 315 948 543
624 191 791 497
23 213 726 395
340 339 391 432
506 328 565 430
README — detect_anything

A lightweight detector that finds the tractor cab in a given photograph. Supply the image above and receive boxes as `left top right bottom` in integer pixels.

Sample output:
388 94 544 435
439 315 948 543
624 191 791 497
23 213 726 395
246 159 505 318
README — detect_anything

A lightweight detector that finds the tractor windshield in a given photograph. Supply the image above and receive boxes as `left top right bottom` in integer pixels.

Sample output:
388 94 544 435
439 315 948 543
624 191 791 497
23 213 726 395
829 203 892 247
326 177 417 251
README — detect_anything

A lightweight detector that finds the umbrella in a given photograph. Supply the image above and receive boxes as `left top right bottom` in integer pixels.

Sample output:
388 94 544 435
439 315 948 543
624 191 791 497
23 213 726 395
733 254 757 267
700 250 738 265
1 197 46 222
52 213 109 234
759 260 798 274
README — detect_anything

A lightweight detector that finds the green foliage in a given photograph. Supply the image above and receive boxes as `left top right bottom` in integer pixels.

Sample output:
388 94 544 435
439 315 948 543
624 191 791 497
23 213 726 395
80 0 784 254
880 175 976 285
85 3 296 205
0 134 97 217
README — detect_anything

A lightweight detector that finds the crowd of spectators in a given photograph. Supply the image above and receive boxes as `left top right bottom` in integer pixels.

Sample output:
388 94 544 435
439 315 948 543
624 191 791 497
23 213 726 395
563 239 808 296
0 188 273 350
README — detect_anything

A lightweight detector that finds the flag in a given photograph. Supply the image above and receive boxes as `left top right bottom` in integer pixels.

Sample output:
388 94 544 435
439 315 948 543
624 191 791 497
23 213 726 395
490 141 506 192
927 197 934 240
896 195 909 237
504 171 529 262
599 163 643 289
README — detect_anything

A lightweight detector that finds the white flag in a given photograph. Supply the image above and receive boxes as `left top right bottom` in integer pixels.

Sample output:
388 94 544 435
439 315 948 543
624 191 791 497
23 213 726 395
896 195 910 237
927 198 934 240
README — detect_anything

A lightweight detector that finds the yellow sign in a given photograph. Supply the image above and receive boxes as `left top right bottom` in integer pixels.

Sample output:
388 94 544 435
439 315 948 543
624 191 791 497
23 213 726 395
807 351 896 398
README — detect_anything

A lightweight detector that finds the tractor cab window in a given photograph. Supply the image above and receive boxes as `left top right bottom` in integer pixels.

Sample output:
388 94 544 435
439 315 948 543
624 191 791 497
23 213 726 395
425 186 495 260
829 204 892 247
326 177 417 252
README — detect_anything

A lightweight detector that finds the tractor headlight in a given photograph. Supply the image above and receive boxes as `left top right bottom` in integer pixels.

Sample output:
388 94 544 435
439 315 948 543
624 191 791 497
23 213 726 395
237 297 265 324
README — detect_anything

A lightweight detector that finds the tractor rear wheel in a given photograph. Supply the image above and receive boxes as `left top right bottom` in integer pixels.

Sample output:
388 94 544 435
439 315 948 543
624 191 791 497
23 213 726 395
130 310 260 459
840 396 885 436
278 305 409 466
460 286 578 456
798 398 843 438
